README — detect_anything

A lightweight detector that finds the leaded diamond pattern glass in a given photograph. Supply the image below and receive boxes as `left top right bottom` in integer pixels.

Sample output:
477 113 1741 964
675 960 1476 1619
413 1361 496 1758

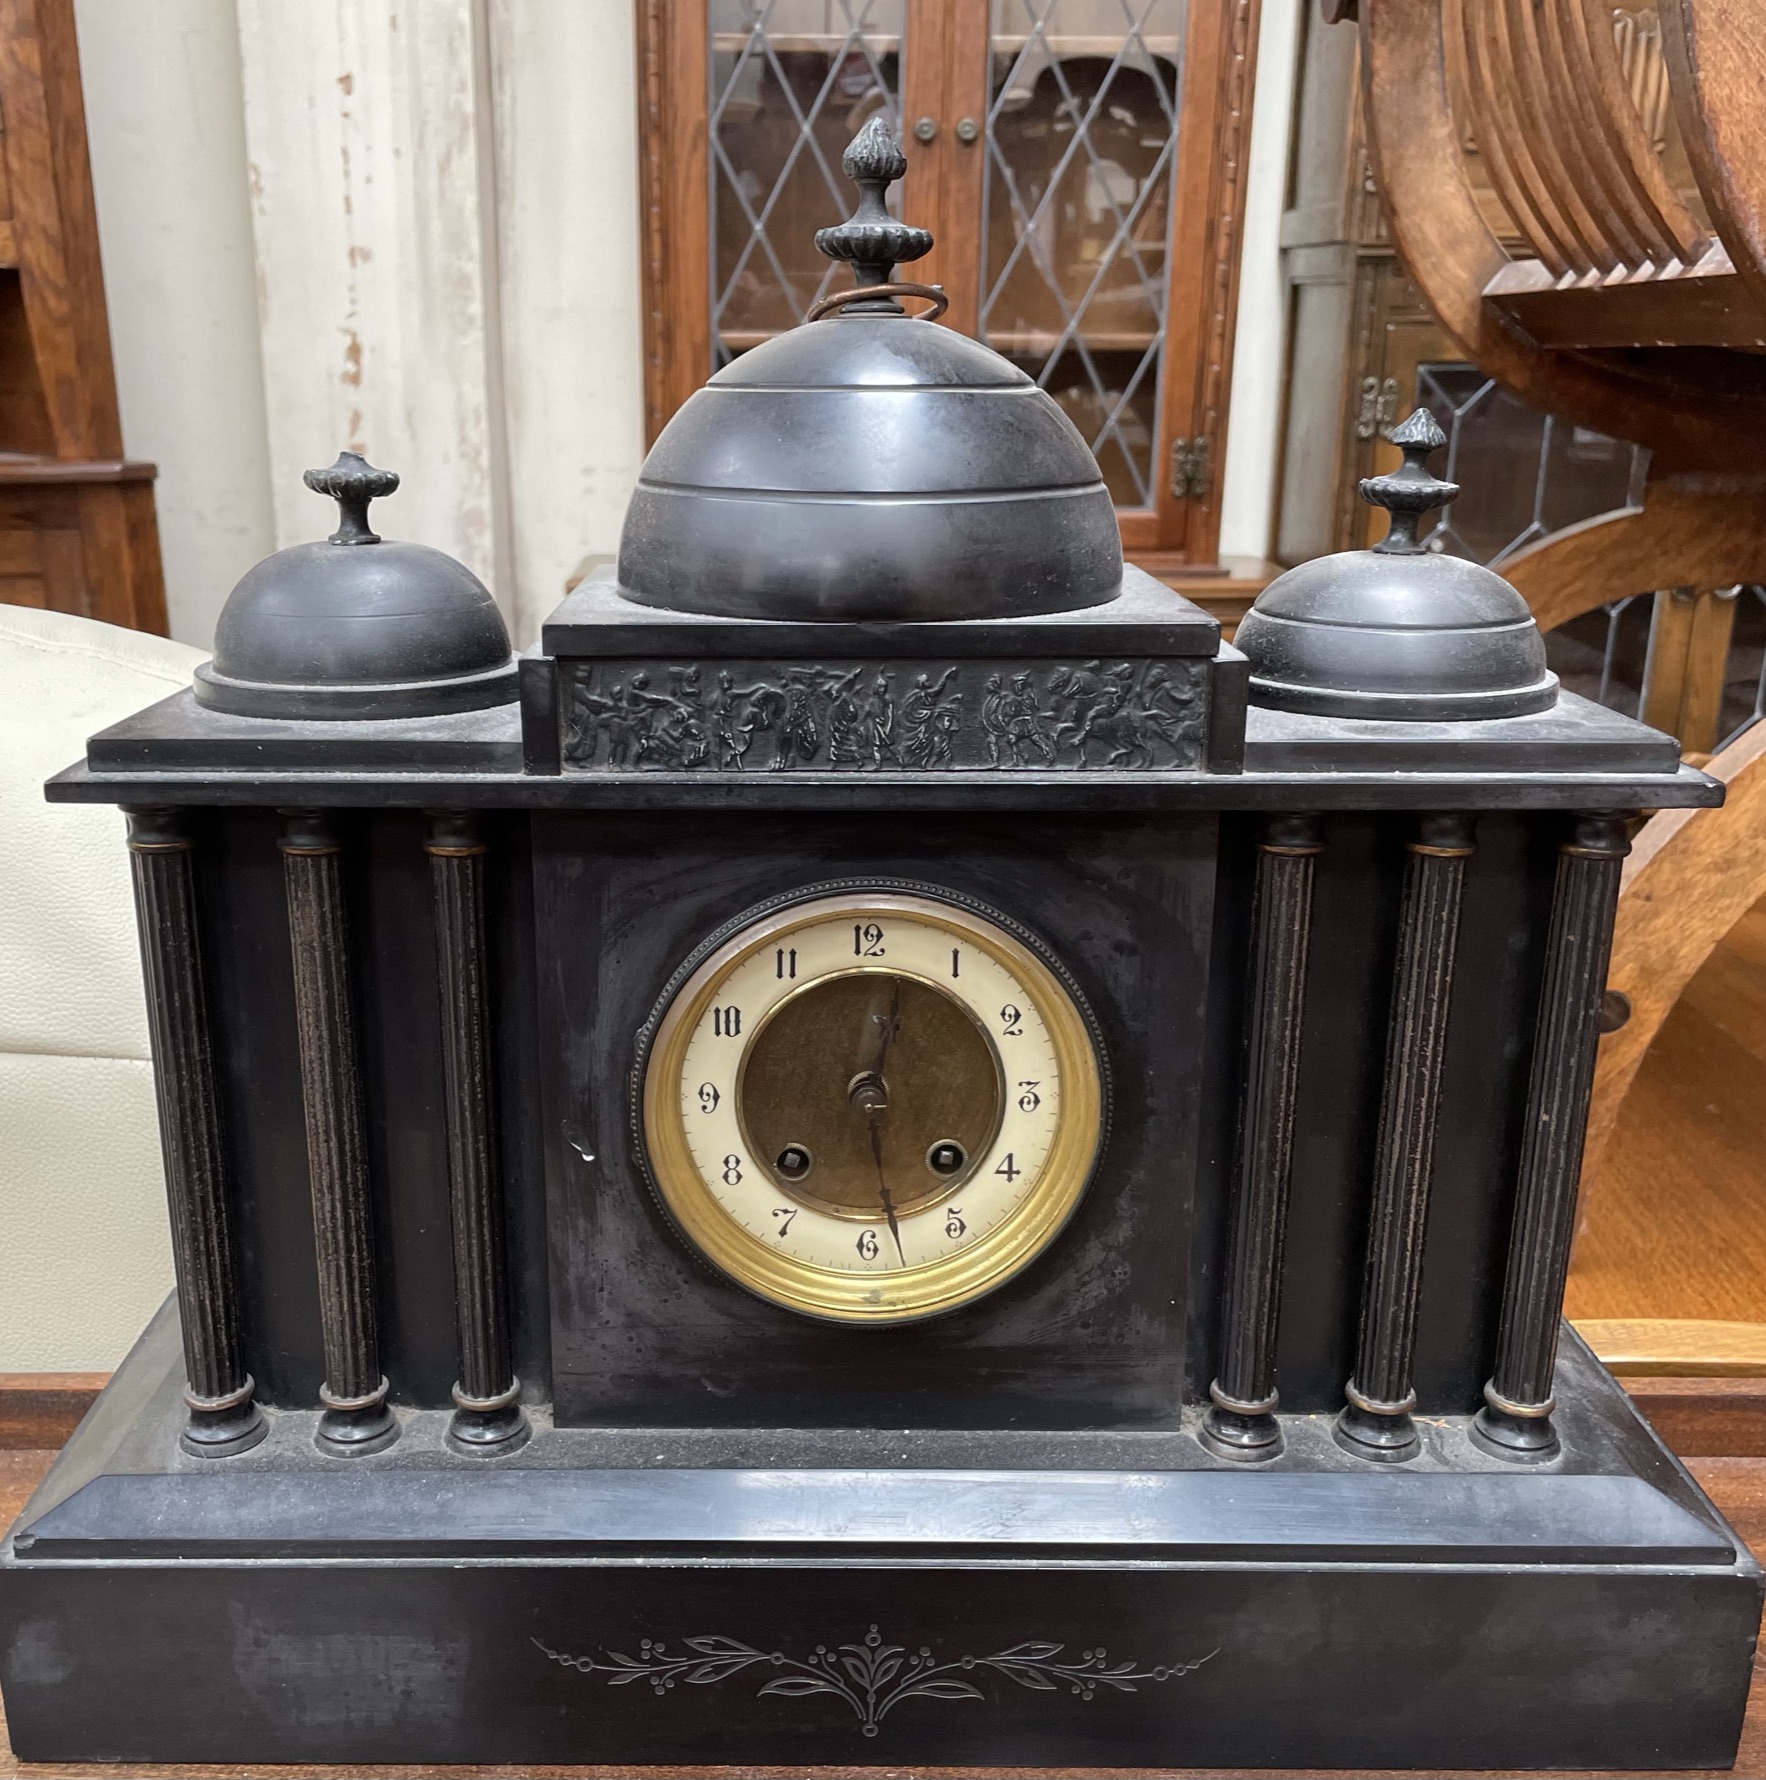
981 0 1185 509
709 0 903 367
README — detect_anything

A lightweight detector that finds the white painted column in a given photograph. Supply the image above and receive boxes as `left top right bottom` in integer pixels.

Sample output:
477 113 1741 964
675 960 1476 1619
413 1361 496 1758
73 0 276 646
489 1 645 645
236 0 511 601
1218 0 1302 564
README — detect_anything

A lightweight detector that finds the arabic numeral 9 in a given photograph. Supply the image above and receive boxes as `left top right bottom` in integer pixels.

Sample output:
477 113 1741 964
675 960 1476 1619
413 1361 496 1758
999 1003 1023 1036
945 1207 966 1240
698 1082 720 1114
855 1228 880 1261
721 1154 743 1186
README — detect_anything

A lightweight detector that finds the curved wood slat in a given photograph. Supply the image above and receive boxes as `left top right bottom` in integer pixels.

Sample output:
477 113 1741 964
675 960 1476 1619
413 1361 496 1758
1502 0 1620 274
1574 0 1709 266
1452 0 1576 274
1548 0 1652 270
1362 0 1762 466
1582 720 1766 1188
1661 0 1766 316
1500 475 1766 632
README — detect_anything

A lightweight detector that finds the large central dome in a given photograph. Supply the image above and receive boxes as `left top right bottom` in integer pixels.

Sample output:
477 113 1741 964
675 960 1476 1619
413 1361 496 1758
616 121 1123 625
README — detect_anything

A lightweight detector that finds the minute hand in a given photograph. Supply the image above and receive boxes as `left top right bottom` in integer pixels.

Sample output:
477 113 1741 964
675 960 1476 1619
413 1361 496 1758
854 983 905 1262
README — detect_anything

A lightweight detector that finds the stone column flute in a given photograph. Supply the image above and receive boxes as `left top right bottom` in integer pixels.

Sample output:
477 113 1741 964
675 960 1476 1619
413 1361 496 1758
1337 811 1477 1462
280 808 396 1455
1203 812 1324 1461
125 807 265 1456
1475 811 1632 1460
426 811 528 1453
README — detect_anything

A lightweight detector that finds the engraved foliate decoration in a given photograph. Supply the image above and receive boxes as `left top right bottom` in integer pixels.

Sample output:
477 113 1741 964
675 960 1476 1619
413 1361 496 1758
534 1623 1215 1738
559 658 1206 773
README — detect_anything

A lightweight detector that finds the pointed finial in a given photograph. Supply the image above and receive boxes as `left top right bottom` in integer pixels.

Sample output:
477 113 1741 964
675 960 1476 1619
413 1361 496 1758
303 451 400 545
1358 408 1457 554
812 117 934 315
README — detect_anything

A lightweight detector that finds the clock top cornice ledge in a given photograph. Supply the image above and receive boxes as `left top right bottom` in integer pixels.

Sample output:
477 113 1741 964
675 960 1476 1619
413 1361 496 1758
540 564 1219 663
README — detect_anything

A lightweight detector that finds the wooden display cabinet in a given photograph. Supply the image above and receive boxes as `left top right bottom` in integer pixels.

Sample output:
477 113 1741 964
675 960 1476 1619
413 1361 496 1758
636 0 1263 577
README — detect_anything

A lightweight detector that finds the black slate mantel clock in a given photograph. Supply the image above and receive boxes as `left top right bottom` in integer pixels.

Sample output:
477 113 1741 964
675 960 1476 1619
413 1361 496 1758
1 121 1760 1771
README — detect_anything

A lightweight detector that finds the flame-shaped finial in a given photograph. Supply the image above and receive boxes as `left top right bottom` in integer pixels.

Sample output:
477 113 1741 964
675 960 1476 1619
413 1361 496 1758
1358 409 1457 555
812 117 934 314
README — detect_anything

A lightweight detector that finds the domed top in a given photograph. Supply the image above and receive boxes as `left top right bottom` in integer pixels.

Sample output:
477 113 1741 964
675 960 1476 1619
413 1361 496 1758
616 120 1122 624
1234 410 1558 722
193 453 517 721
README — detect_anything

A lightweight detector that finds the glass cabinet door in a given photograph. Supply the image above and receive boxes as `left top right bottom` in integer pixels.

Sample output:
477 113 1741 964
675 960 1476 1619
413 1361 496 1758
709 1 906 364
638 0 1258 567
979 1 1186 512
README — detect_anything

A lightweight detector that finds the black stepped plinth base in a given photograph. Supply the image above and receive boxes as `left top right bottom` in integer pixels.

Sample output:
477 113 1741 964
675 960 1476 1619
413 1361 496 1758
1 1312 1758 1770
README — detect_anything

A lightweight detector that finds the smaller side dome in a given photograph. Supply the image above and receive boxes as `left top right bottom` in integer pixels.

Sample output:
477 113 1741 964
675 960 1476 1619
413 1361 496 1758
193 453 517 721
1235 410 1557 722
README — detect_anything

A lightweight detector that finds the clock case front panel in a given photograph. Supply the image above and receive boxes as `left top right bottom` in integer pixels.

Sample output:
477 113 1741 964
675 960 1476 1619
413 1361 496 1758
534 809 1214 1430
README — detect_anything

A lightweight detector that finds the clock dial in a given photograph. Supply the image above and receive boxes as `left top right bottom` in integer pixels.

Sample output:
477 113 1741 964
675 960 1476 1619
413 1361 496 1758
640 890 1104 1323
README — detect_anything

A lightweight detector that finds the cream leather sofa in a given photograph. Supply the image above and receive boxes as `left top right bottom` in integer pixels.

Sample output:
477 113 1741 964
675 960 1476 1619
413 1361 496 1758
0 607 199 1369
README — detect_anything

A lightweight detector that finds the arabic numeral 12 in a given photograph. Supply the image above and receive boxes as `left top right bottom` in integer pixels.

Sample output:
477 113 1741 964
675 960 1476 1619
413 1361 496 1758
713 1005 742 1037
853 922 886 957
999 1003 1023 1036
856 1228 880 1260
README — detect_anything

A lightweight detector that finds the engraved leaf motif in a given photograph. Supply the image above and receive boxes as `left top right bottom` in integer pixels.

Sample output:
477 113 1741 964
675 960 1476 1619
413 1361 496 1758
759 1675 850 1699
900 1678 984 1702
684 1636 766 1658
994 1641 1064 1660
989 1661 1058 1690
684 1658 762 1684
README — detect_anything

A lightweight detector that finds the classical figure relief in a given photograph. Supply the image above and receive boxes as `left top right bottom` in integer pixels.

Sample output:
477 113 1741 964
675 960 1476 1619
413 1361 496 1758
561 659 1205 772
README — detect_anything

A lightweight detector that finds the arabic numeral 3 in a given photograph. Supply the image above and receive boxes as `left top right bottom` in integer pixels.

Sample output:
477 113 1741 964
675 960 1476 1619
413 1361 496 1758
721 1154 743 1186
855 1228 880 1261
713 1005 742 1038
999 1003 1023 1036
698 1082 720 1114
945 1207 966 1240
1017 1080 1041 1112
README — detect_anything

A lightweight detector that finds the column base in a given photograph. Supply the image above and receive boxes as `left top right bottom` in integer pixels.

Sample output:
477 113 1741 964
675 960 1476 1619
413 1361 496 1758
1334 1382 1420 1463
1471 1384 1560 1463
1199 1384 1282 1461
316 1380 398 1458
179 1380 267 1459
447 1381 531 1456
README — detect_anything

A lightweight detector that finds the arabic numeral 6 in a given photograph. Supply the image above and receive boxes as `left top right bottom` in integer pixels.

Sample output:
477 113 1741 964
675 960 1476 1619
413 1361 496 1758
721 1154 743 1186
999 1003 1023 1036
945 1207 966 1240
855 1228 880 1261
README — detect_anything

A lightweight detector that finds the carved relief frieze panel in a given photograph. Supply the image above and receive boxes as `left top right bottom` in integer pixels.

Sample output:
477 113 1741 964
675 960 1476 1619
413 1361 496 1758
558 657 1208 773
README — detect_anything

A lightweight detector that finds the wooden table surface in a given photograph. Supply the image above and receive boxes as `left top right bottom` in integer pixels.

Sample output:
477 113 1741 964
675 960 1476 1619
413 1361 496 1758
1 1447 1762 1780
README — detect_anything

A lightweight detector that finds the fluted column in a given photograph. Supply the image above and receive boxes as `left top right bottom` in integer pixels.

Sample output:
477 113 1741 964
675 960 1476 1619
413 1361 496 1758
1203 813 1324 1461
426 812 528 1453
125 808 265 1457
1337 812 1477 1462
1475 812 1633 1461
280 809 396 1455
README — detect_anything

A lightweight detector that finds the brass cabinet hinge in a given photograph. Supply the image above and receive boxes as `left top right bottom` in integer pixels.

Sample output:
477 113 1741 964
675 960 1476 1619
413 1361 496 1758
1355 375 1400 441
1169 435 1211 501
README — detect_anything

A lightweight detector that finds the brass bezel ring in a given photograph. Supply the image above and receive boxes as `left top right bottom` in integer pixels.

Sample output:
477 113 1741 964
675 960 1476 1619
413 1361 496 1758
807 282 949 323
639 889 1104 1326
